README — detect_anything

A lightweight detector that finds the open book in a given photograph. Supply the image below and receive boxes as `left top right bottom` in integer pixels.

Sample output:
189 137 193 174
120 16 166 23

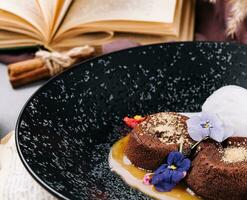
0 0 194 51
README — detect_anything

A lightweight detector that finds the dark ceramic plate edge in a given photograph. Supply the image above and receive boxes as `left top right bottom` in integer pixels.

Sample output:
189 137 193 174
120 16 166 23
15 41 243 199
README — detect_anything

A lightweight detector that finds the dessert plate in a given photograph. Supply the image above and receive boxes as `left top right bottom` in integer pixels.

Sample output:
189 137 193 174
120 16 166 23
16 42 247 199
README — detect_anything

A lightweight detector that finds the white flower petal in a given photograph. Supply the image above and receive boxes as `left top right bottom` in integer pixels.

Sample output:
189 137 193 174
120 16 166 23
222 124 234 140
188 126 205 142
210 127 225 142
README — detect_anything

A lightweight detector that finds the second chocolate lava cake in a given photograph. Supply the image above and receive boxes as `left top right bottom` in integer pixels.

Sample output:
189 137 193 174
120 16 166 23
125 112 193 170
186 137 247 200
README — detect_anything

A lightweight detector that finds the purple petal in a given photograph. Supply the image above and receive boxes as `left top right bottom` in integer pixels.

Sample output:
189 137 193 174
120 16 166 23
187 115 207 141
187 115 201 128
154 182 177 192
209 126 225 142
187 112 230 142
187 125 206 141
167 151 184 166
170 170 185 183
201 127 210 138
176 158 191 172
153 164 168 175
151 168 172 185
201 112 223 127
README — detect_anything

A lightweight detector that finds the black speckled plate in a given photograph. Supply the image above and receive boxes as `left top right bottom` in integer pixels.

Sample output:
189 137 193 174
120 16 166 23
16 42 247 200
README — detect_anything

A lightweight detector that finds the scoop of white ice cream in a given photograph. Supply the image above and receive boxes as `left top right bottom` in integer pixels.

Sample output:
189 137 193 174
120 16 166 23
202 85 247 137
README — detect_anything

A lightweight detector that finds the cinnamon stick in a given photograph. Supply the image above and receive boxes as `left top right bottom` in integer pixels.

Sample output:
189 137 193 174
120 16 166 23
9 66 49 88
8 46 95 88
8 58 44 77
8 54 93 88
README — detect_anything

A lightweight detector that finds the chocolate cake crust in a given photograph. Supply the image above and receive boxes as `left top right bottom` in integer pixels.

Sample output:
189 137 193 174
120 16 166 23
125 112 192 170
186 137 247 200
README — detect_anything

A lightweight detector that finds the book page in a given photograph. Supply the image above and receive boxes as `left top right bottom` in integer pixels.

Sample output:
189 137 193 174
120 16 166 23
0 10 42 39
36 0 58 32
57 0 176 36
37 0 72 40
51 0 195 51
0 30 41 48
0 0 47 41
51 31 114 50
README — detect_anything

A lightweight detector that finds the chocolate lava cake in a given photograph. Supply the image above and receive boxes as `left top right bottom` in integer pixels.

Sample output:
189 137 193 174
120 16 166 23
125 112 193 170
186 137 247 200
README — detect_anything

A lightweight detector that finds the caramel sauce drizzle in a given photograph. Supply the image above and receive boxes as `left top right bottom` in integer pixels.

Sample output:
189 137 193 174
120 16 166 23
109 135 199 200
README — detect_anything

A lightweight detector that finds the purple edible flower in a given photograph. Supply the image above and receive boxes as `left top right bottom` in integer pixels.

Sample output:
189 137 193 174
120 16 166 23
151 151 191 192
186 112 233 143
143 173 152 185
